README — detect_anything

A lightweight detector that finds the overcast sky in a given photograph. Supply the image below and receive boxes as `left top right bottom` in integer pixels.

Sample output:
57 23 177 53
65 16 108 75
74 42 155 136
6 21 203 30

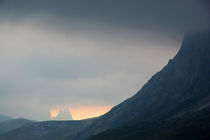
0 0 209 120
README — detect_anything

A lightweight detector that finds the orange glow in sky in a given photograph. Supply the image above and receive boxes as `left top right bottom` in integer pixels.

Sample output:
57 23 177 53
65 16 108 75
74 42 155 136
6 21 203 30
70 106 112 120
50 106 112 120
50 108 59 119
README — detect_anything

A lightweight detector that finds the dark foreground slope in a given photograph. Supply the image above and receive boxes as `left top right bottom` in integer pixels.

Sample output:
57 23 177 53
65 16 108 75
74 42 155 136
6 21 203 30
88 107 210 140
0 31 210 140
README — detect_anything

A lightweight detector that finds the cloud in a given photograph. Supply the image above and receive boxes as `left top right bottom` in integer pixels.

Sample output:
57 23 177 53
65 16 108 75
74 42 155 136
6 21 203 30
0 0 209 120
0 0 209 34
0 18 180 120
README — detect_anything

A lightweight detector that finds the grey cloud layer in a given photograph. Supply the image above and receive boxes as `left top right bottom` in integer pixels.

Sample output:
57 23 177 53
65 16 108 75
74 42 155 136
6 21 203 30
1 0 209 33
0 19 179 120
0 0 209 120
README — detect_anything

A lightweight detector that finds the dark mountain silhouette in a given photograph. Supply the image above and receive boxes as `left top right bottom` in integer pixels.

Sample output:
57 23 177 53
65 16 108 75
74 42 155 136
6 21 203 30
0 115 11 123
94 30 210 125
0 31 209 140
86 30 210 140
87 107 210 140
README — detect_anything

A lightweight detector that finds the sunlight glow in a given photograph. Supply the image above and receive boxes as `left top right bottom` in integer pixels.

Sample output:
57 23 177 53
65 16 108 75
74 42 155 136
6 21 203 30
70 106 112 120
50 106 112 120
50 108 59 119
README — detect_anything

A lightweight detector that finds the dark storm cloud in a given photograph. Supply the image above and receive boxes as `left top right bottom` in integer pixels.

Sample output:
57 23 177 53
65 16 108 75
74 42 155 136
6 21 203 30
0 0 209 33
202 0 210 9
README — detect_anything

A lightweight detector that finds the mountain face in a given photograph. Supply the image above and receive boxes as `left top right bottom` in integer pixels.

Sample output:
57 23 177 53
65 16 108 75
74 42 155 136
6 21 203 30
86 31 210 140
73 31 210 139
96 31 210 126
0 31 209 140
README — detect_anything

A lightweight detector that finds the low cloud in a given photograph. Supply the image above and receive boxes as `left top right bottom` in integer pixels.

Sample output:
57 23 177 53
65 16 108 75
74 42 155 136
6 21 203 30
0 19 179 120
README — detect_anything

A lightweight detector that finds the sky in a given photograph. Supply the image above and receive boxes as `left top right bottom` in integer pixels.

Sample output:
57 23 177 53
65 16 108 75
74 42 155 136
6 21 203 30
0 0 209 121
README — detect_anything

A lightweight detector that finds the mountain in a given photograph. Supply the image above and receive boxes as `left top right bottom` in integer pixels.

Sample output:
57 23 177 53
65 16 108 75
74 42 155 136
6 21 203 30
86 30 210 140
93 30 210 125
0 119 93 140
0 118 33 134
0 31 209 140
78 30 210 140
0 115 11 123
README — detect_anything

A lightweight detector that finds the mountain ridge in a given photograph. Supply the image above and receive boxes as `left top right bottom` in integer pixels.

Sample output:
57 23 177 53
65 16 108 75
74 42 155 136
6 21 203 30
92 30 210 126
0 118 33 134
